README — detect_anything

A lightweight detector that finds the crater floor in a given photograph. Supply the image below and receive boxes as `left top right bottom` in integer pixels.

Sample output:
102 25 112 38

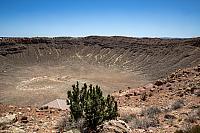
0 62 148 106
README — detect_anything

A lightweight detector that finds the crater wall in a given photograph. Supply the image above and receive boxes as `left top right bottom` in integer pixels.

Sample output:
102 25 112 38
0 36 199 105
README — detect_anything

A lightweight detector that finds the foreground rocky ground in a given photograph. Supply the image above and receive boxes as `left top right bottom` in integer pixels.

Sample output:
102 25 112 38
0 65 200 133
114 64 200 132
0 104 69 132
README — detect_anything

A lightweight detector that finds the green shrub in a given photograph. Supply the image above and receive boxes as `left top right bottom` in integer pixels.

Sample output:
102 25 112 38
67 82 118 131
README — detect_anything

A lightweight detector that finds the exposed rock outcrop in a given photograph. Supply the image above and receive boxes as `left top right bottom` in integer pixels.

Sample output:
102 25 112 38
98 119 132 133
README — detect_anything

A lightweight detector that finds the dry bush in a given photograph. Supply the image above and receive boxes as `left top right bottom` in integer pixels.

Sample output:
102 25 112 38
55 115 85 132
171 99 184 110
121 114 136 123
130 117 159 129
141 106 161 118
175 125 200 133
185 108 200 123
120 108 160 129
127 106 161 129
55 115 69 132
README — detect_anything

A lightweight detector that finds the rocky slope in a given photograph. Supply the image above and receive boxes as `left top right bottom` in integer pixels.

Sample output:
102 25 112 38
0 36 200 106
114 65 200 132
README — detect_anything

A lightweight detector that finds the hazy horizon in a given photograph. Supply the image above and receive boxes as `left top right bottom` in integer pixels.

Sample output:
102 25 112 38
1 0 200 38
0 35 199 39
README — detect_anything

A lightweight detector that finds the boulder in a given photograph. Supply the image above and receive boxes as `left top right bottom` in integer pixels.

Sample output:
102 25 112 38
20 116 28 123
164 114 176 120
98 119 132 133
143 83 154 91
154 80 164 86
0 114 17 127
0 129 11 133
194 89 200 96
66 129 81 133
10 127 25 133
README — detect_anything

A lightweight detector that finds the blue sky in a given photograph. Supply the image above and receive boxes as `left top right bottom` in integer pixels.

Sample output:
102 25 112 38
0 0 200 37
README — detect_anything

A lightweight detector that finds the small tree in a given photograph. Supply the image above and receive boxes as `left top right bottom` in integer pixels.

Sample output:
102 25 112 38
67 82 118 131
67 82 83 121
